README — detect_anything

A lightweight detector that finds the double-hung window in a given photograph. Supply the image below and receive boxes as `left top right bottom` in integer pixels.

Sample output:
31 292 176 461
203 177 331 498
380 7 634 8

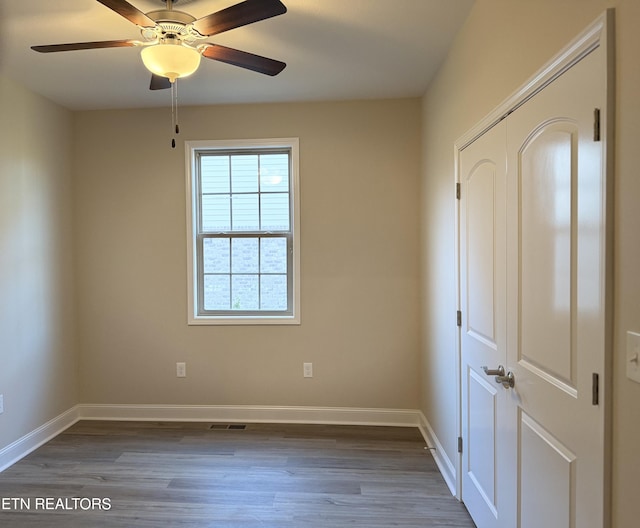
186 138 300 325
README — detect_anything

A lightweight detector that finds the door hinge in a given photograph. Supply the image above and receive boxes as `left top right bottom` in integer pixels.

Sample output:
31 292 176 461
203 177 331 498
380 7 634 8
456 182 461 200
592 373 599 405
594 108 601 142
456 310 462 327
458 436 463 453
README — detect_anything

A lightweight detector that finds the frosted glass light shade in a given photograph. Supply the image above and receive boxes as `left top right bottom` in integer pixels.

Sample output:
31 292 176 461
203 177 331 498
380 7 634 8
141 44 201 83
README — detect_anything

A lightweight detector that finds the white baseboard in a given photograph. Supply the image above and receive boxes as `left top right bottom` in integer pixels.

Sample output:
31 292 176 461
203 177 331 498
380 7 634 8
0 406 80 473
417 411 458 497
76 404 422 427
2 403 461 491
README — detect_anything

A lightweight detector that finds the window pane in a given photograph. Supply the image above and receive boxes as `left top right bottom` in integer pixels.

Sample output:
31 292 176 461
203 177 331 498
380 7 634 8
203 238 230 273
201 156 230 193
261 275 287 310
232 275 259 310
260 238 287 273
232 238 259 273
232 194 259 231
204 275 230 310
261 193 290 230
231 155 259 193
260 154 289 192
202 194 231 231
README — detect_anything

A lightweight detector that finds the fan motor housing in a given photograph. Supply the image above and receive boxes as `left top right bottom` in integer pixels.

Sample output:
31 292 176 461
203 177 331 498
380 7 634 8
146 9 196 25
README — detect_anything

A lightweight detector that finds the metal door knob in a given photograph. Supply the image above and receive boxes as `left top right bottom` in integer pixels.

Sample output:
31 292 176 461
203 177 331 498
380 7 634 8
495 371 515 389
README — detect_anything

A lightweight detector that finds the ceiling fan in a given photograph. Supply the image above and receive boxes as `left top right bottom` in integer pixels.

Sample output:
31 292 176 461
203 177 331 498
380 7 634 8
31 0 287 90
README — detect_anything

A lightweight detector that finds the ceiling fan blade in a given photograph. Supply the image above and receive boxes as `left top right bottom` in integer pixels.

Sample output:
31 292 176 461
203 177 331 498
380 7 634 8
150 74 172 90
194 0 287 37
202 44 286 76
31 40 138 53
95 0 156 27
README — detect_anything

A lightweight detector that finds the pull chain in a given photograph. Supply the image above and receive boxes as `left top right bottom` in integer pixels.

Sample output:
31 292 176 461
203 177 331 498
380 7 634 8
170 79 180 149
175 78 180 135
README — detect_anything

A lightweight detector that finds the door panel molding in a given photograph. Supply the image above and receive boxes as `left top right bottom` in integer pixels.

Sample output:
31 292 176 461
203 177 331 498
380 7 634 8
520 411 577 528
518 122 579 389
467 368 499 511
466 159 498 346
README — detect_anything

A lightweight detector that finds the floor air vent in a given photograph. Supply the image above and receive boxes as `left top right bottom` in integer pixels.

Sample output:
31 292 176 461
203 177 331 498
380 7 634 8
209 424 247 430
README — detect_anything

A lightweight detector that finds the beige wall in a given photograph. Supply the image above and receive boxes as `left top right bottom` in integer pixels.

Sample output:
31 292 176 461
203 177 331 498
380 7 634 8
420 0 640 525
73 99 422 409
0 75 77 449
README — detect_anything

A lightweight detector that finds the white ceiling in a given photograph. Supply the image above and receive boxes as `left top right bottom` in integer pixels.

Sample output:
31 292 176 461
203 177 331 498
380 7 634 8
0 0 475 111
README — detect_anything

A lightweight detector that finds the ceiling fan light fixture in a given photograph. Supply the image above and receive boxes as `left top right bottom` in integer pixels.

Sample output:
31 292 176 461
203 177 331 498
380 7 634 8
141 43 201 83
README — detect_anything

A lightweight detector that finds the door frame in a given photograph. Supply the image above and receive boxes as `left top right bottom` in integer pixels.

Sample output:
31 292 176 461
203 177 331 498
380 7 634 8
453 7 614 519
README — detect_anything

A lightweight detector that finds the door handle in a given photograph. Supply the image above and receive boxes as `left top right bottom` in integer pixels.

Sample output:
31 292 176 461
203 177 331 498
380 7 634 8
495 371 515 389
482 365 505 377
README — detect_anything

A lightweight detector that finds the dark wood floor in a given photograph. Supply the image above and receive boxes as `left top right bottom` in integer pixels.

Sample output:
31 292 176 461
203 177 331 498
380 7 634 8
0 421 475 527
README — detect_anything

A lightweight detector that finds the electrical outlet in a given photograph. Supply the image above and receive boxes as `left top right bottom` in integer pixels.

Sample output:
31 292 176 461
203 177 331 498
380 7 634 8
303 362 313 378
0 394 4 414
176 362 186 378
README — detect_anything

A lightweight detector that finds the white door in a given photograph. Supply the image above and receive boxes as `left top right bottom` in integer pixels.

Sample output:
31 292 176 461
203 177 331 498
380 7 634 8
505 45 607 528
459 119 514 528
460 43 608 528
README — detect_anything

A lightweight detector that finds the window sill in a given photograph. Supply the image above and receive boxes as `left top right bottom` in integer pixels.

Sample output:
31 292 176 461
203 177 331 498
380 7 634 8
187 315 300 326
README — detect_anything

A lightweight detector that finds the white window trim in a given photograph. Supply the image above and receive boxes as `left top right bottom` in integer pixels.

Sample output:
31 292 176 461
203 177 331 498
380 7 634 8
185 138 301 325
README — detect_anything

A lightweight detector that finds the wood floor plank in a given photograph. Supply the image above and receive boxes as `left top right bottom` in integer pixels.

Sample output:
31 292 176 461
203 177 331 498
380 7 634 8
0 421 475 527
